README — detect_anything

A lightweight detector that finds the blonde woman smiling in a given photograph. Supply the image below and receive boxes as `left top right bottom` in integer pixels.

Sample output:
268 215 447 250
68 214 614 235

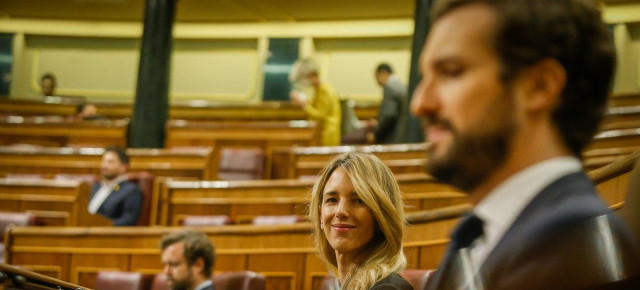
309 152 413 290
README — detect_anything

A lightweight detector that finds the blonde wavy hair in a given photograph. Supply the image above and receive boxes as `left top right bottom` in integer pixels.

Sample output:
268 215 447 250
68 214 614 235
308 152 407 290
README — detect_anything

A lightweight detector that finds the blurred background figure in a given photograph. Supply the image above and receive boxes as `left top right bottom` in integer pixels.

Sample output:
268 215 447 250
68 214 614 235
75 103 97 120
88 146 142 226
289 58 341 146
368 63 409 144
40 73 56 97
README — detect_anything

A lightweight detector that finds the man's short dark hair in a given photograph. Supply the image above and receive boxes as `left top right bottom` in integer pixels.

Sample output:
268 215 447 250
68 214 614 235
76 103 88 115
161 230 215 278
41 73 56 85
433 0 615 156
104 146 130 165
376 63 393 74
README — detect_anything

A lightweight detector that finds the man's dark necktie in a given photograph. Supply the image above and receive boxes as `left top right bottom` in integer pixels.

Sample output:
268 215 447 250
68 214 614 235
425 214 485 290
449 214 484 252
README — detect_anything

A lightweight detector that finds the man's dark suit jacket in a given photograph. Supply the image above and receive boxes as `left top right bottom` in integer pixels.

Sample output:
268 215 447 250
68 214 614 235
374 77 409 144
426 172 640 290
90 181 143 226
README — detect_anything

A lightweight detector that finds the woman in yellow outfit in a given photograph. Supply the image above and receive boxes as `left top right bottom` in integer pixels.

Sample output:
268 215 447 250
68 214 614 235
289 58 341 146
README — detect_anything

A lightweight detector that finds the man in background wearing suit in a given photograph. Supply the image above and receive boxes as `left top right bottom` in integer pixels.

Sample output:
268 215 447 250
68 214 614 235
40 73 56 97
161 230 216 290
411 0 640 289
369 63 409 144
87 146 142 226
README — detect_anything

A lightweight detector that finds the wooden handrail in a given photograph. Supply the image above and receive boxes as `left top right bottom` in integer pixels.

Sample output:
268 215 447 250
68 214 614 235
292 143 430 155
407 204 471 224
0 263 88 290
588 149 640 184
0 146 212 157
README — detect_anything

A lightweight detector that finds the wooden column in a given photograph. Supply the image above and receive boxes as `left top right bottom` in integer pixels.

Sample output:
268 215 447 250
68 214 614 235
129 0 177 148
406 0 434 143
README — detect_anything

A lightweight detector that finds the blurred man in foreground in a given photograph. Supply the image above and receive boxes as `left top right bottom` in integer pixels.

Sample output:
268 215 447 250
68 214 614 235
411 0 640 288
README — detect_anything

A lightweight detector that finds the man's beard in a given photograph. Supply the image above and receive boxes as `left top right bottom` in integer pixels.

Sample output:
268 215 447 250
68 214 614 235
168 270 195 290
102 173 119 181
426 93 516 192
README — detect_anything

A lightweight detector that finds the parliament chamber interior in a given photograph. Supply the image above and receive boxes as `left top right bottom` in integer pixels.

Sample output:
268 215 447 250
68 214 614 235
0 0 639 289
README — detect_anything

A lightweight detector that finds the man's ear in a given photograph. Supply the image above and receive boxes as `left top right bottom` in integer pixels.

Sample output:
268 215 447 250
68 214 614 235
520 58 567 113
191 257 205 276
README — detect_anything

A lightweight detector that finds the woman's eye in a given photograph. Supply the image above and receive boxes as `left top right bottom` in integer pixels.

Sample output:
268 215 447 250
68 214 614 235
324 197 337 203
354 198 365 205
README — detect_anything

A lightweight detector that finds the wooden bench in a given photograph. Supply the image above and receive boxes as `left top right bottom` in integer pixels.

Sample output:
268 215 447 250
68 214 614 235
4 148 634 290
583 147 640 171
601 105 640 131
0 146 213 179
159 173 463 226
0 178 110 226
0 116 128 147
166 120 322 179
588 128 640 150
279 143 429 179
0 99 379 121
4 205 465 290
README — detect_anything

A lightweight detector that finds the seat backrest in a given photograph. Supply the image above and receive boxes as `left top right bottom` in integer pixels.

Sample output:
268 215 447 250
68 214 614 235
125 172 154 226
151 273 169 290
0 211 36 242
218 148 265 180
252 215 301 226
213 271 265 290
95 271 150 290
401 269 434 290
182 215 233 227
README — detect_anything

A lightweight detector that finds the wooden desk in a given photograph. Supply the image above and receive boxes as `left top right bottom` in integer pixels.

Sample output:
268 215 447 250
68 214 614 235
285 143 429 179
4 206 464 290
0 146 213 180
166 120 322 179
0 99 379 121
159 173 460 226
0 116 128 147
588 128 640 150
0 178 110 227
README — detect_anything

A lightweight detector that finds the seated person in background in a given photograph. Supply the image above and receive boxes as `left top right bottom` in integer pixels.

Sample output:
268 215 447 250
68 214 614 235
74 103 106 121
40 73 56 97
368 63 409 144
309 152 413 290
411 0 640 288
289 58 342 146
87 146 142 226
161 230 216 290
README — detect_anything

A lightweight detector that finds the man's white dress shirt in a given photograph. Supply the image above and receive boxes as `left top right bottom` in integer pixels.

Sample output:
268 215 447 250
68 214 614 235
470 157 582 272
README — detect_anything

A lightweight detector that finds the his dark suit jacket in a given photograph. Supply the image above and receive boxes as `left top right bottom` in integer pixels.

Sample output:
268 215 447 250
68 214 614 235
90 181 143 226
426 172 640 290
374 77 409 144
